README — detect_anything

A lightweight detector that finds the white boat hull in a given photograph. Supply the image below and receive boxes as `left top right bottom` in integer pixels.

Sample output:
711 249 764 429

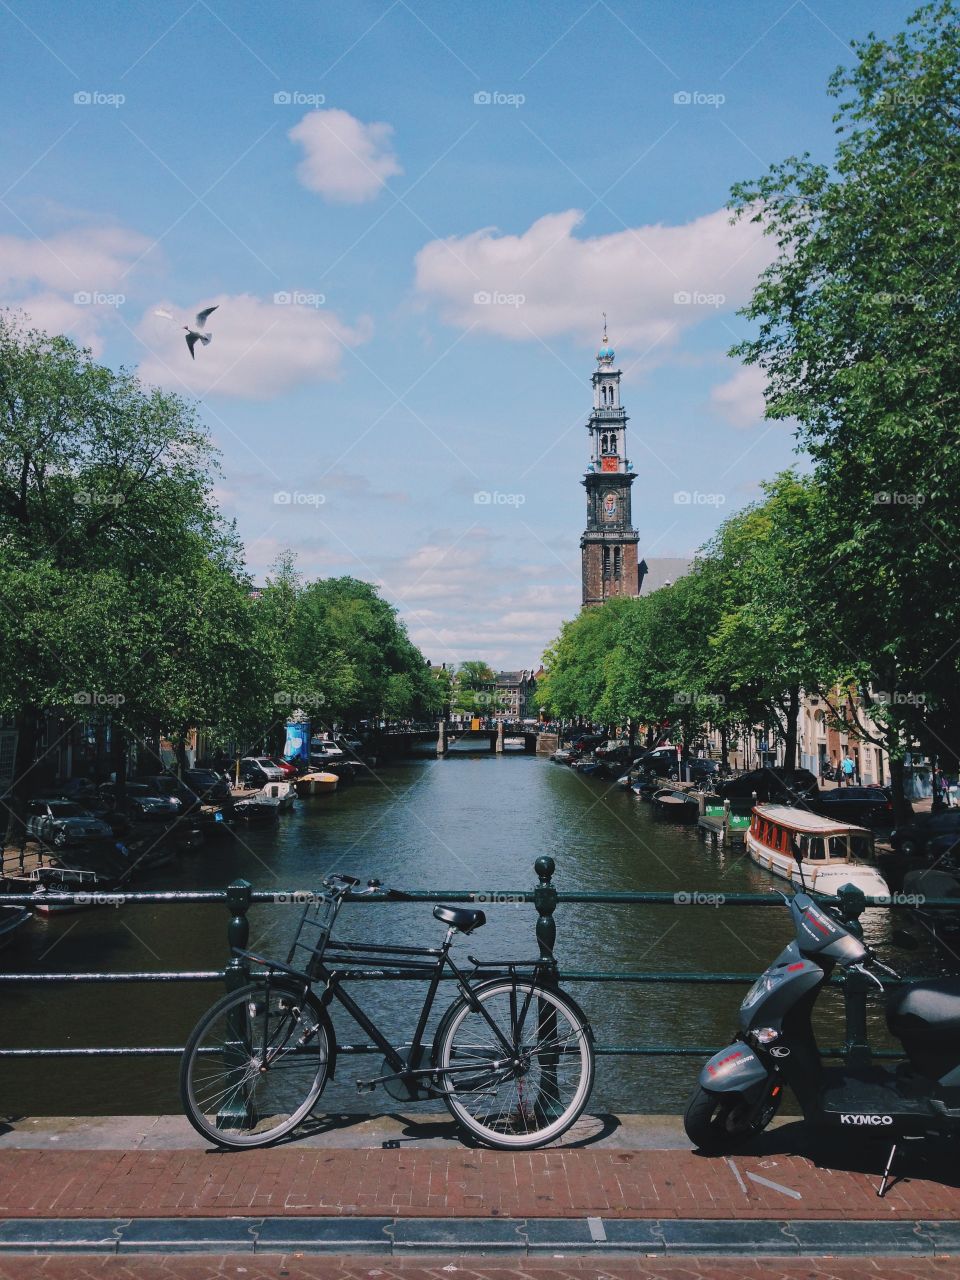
745 830 889 898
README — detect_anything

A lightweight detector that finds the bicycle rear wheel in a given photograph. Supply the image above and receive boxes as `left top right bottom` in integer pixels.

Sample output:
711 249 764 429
180 980 331 1149
434 979 593 1149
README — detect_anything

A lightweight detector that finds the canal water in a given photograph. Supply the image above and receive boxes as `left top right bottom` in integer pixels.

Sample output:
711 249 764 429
1 754 935 1116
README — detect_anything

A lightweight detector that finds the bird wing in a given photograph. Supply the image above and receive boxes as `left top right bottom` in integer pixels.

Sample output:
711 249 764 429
186 332 200 359
195 305 218 329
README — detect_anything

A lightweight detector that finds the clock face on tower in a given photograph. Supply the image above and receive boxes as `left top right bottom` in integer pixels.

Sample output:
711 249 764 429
602 491 618 522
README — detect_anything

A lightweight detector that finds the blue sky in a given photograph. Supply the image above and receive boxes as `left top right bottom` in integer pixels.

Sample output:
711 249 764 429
1 0 917 668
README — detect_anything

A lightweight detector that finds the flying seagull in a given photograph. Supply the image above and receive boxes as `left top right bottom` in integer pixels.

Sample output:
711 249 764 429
153 305 218 358
184 305 218 359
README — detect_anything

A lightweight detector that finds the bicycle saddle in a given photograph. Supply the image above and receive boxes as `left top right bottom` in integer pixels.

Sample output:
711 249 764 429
434 905 486 933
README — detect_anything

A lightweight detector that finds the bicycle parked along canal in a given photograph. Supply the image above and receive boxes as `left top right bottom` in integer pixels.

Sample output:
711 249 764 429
180 873 595 1150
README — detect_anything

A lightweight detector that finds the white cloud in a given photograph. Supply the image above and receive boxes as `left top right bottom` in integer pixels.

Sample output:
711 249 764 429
289 109 402 204
0 224 151 295
136 293 373 400
709 364 768 429
0 223 153 355
414 207 774 354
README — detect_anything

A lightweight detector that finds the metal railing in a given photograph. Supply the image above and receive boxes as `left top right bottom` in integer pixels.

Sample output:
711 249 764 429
0 856 954 1063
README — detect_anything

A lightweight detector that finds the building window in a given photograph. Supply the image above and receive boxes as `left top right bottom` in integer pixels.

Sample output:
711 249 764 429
602 545 611 578
614 546 622 579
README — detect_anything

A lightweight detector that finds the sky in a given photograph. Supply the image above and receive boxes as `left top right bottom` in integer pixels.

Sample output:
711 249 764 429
1 0 919 670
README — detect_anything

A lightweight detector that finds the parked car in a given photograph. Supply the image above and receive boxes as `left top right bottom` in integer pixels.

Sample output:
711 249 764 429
715 767 819 806
815 785 895 830
891 809 960 860
182 769 232 801
99 783 183 823
267 758 300 779
239 757 286 784
688 758 722 786
631 746 684 778
308 743 345 766
25 799 113 848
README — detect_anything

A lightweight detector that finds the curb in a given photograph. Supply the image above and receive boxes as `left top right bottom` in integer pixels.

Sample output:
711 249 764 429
0 1217 958 1256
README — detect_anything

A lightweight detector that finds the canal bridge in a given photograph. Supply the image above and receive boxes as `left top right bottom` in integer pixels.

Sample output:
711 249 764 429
374 723 554 756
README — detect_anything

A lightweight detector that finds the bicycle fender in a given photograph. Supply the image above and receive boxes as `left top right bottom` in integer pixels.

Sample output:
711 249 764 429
262 977 338 1082
699 1041 769 1099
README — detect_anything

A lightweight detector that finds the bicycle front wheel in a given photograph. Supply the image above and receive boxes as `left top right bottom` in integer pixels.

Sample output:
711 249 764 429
180 980 331 1149
435 980 594 1149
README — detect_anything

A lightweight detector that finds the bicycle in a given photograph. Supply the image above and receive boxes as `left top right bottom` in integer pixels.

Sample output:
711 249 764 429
180 873 595 1150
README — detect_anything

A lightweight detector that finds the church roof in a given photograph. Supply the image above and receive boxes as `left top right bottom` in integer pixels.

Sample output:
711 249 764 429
640 557 695 593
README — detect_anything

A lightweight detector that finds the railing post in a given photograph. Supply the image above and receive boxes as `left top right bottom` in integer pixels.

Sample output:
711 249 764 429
533 856 562 1123
534 856 558 969
219 878 254 1131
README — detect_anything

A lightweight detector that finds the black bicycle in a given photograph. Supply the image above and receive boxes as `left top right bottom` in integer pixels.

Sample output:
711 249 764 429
180 873 595 1150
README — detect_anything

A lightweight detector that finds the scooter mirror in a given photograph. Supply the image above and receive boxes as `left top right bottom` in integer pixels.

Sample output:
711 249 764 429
891 929 920 951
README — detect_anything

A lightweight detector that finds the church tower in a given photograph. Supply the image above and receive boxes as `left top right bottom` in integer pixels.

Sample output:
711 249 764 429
580 322 646 607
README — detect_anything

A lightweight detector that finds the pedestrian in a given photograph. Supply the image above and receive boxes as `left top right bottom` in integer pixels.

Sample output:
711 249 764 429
841 754 855 787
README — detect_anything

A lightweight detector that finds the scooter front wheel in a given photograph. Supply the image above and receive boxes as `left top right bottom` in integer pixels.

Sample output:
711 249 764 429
684 1084 781 1153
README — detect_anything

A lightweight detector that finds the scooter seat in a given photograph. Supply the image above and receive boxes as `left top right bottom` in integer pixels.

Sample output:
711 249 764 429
887 978 960 1082
887 978 960 1034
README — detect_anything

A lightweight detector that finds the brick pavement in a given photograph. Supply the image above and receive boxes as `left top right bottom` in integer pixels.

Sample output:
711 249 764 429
1 1145 959 1221
3 1255 960 1280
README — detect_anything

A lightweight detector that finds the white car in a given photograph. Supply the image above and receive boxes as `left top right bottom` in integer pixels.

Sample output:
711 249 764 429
240 757 285 782
310 742 345 762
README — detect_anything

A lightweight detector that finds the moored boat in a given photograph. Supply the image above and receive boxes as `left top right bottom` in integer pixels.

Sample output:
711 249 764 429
651 787 699 822
295 771 339 796
746 803 890 898
250 781 296 811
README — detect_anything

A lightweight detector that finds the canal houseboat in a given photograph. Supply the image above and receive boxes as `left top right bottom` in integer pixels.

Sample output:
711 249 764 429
747 804 890 899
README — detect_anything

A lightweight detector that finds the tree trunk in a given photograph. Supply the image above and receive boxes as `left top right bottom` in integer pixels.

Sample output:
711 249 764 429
174 732 188 778
628 719 637 749
5 704 40 847
783 685 800 770
111 721 128 798
720 724 728 769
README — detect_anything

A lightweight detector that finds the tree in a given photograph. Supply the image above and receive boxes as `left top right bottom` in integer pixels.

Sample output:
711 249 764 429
728 1 960 815
0 312 229 838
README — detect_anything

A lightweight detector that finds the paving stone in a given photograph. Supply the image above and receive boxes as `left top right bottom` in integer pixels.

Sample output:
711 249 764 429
0 1219 123 1253
783 1219 930 1255
116 1217 259 1254
389 1217 527 1252
256 1216 392 1253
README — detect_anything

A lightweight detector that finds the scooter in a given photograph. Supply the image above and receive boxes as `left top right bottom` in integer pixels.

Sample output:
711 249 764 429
684 844 960 1195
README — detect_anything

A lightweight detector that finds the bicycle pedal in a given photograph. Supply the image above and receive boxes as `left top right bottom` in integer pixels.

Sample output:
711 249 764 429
356 1079 376 1094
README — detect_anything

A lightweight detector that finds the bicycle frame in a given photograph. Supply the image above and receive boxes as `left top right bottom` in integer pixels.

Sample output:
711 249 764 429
239 933 554 1091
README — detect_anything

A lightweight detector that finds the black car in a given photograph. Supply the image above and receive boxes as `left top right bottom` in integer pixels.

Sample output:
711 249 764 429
182 769 232 802
816 785 895 830
891 809 960 859
631 746 683 778
715 767 819 806
99 782 183 823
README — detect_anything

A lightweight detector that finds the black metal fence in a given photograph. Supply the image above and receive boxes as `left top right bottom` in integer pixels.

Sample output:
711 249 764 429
0 857 951 1063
